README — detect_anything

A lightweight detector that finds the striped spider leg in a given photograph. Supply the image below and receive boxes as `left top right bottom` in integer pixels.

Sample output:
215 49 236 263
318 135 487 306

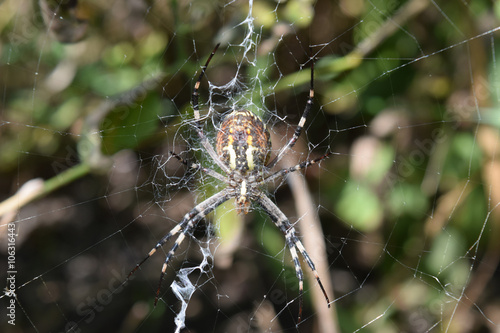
127 190 231 305
256 194 330 323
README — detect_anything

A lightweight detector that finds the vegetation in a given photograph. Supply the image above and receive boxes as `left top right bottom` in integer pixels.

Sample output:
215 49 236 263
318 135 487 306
1 0 499 332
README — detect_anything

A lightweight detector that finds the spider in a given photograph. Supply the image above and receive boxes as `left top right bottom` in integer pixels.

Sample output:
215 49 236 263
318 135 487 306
128 43 331 323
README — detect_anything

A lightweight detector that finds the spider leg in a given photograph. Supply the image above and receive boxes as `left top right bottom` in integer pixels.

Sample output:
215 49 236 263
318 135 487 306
170 151 227 183
256 194 330 324
192 43 220 124
267 51 315 169
128 190 231 305
263 151 332 184
191 43 231 174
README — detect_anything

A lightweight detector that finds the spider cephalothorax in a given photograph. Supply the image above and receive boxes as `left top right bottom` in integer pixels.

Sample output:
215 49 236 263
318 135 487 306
128 44 331 324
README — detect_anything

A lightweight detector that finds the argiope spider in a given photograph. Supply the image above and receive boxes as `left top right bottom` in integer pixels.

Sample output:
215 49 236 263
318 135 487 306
128 43 331 323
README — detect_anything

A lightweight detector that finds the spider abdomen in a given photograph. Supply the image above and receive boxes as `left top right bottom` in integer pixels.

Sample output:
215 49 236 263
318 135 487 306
216 110 271 174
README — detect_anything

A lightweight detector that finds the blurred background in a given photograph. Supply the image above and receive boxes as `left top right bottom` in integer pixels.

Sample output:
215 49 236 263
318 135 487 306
1 0 500 332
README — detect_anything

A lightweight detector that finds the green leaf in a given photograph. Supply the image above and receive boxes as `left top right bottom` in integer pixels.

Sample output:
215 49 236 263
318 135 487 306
336 181 383 232
100 93 168 154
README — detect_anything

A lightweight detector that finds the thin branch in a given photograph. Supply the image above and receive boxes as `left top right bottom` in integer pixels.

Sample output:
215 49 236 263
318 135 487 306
274 0 430 93
0 164 91 218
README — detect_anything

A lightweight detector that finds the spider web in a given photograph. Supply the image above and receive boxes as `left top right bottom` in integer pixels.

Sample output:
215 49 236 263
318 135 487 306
1 0 500 332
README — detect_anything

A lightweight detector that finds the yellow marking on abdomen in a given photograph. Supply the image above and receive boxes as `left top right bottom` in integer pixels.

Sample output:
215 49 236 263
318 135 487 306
246 135 256 170
222 135 237 169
